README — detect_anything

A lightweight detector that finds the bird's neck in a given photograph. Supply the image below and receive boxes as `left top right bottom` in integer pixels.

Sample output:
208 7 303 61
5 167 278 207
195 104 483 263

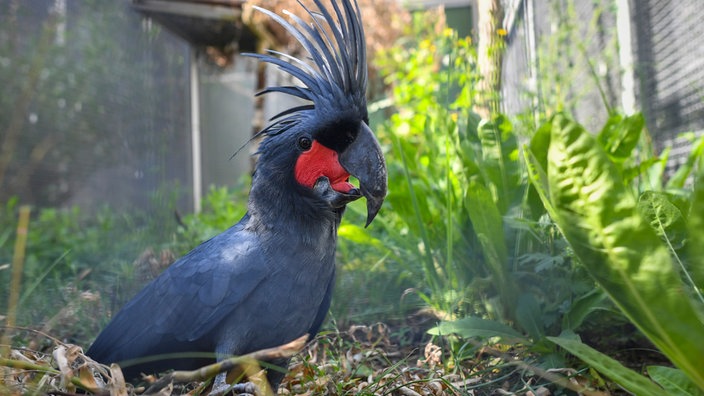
246 175 344 244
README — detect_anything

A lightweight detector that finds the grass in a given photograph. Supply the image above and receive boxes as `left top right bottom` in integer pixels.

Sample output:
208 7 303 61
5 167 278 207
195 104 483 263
2 319 622 396
0 191 673 395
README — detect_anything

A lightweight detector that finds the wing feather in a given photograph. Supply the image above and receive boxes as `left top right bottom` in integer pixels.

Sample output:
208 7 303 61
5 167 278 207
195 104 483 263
88 222 269 363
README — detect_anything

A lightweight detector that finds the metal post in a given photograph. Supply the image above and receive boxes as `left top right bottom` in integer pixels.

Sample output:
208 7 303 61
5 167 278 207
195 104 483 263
616 0 636 115
190 49 203 212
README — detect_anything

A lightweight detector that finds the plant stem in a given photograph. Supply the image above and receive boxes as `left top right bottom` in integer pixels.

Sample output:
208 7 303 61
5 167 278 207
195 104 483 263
394 134 441 297
2 205 31 356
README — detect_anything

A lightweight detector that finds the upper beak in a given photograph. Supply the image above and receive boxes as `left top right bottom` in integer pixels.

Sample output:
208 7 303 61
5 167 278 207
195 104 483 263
338 122 387 227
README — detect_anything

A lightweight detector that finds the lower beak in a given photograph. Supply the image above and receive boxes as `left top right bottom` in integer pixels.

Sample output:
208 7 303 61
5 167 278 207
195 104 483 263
338 122 387 227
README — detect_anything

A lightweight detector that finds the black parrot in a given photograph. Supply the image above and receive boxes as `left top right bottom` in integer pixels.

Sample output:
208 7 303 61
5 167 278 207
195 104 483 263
86 0 386 392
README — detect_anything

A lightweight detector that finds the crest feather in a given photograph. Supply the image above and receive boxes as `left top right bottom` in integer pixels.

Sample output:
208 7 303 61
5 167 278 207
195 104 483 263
244 0 368 136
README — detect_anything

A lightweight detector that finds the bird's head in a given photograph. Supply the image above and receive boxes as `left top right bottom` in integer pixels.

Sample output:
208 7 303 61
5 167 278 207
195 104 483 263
246 0 387 227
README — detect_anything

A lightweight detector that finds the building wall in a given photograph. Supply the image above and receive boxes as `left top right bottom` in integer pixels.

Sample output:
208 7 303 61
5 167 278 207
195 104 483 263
198 55 257 195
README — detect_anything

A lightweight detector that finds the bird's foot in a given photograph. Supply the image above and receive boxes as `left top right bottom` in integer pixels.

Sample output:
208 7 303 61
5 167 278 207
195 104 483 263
209 381 258 396
209 372 259 396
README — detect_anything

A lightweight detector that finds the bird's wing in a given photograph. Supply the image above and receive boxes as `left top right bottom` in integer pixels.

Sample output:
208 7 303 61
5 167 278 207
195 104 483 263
88 223 268 360
153 229 267 341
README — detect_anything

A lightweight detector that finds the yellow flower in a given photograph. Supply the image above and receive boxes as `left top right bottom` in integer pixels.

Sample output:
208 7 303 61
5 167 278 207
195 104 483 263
497 28 508 36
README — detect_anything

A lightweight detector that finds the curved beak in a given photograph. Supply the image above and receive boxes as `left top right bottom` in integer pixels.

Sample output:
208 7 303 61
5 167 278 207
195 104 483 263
338 122 387 227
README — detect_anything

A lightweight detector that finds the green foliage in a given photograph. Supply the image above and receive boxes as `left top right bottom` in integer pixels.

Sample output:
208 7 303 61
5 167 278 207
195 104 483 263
547 335 665 396
527 112 704 391
366 12 704 391
176 184 249 254
0 185 250 346
349 15 600 362
648 365 704 396
427 316 526 343
0 200 177 344
372 17 525 318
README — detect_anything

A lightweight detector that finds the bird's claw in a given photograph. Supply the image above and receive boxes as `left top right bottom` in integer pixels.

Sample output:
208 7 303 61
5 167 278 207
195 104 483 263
313 176 361 208
209 373 259 396
209 381 258 396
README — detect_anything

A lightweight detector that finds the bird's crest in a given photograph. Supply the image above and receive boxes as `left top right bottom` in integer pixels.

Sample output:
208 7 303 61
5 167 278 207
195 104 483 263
244 0 368 137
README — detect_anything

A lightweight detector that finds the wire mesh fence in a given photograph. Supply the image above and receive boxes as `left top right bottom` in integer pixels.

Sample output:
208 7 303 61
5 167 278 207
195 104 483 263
1 1 192 213
502 0 704 173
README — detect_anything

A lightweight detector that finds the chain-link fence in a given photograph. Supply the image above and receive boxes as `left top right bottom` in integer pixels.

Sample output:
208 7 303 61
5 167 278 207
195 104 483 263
502 0 621 130
632 0 704 168
1 1 192 213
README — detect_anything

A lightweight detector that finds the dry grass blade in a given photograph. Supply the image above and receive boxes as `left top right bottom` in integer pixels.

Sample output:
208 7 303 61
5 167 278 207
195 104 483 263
1 343 109 395
1 334 308 395
109 363 128 396
1 205 30 358
53 345 74 391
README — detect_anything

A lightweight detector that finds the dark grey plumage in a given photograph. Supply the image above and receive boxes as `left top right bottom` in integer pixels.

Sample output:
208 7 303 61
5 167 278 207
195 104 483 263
87 0 385 392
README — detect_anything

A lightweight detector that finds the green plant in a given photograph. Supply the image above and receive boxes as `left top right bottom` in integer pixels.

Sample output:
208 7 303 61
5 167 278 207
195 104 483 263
525 112 704 392
371 16 517 318
175 183 249 253
351 13 602 361
0 196 184 345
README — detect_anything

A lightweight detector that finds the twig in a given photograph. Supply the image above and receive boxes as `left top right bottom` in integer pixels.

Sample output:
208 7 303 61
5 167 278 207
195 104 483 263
145 334 308 394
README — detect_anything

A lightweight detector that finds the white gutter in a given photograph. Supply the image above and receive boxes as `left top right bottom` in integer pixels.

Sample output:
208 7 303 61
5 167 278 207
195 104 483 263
617 0 636 115
190 49 202 212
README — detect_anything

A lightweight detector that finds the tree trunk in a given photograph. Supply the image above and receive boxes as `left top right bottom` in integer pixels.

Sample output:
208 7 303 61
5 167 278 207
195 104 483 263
475 0 505 119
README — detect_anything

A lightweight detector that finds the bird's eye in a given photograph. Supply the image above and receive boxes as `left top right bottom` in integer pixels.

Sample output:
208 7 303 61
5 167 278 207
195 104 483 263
298 136 313 151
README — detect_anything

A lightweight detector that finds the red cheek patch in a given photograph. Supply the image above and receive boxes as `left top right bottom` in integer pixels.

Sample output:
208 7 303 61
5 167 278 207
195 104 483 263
295 140 354 193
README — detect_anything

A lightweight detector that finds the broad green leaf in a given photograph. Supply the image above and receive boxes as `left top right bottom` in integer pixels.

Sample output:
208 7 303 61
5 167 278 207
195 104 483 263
689 171 704 294
597 113 644 163
637 191 688 251
477 115 521 213
523 148 559 222
457 138 482 182
667 134 704 189
515 293 544 340
630 145 670 192
428 316 526 343
648 366 704 396
524 123 552 220
544 113 704 390
561 289 607 331
623 157 659 185
465 182 508 266
548 336 663 396
457 110 482 146
529 121 552 170
465 181 516 316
